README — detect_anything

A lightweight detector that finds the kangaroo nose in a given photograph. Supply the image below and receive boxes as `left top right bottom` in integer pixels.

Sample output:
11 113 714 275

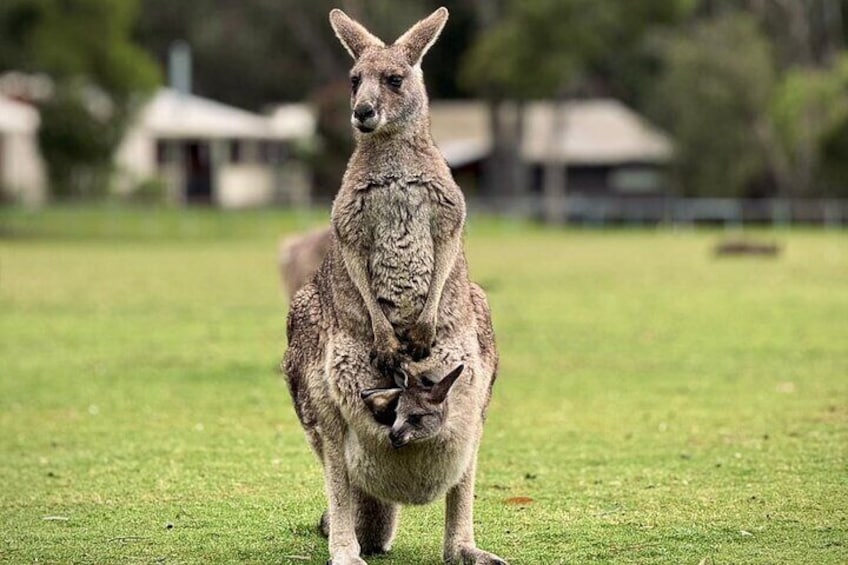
354 103 375 121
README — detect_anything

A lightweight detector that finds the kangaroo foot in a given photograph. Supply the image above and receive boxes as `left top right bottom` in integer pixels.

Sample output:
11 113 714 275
326 557 367 565
445 545 508 565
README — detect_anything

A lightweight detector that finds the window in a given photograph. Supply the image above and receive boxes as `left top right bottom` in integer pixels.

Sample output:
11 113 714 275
155 140 169 165
229 140 242 164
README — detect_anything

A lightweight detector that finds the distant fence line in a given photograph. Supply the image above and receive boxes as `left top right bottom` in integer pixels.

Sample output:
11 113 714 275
466 196 848 227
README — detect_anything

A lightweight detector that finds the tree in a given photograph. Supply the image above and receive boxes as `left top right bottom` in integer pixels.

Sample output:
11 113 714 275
460 0 687 217
767 54 848 196
651 15 775 197
0 0 159 198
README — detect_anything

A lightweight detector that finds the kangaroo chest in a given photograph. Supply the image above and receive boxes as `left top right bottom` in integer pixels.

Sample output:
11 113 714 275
363 182 434 327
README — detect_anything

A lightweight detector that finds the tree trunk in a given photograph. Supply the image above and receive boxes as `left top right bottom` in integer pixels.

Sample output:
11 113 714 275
483 98 508 209
542 96 568 224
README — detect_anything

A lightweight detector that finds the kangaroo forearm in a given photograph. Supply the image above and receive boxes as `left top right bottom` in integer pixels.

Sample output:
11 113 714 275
420 234 461 326
340 242 394 339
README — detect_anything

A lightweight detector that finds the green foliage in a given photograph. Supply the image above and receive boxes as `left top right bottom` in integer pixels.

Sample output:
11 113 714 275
134 0 476 109
460 0 687 99
821 120 848 195
769 54 848 195
651 15 775 197
1 208 847 563
0 0 159 199
460 0 848 196
27 0 157 96
36 86 120 199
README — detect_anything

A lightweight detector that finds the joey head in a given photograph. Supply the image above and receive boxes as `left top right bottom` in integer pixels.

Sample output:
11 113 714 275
361 365 464 449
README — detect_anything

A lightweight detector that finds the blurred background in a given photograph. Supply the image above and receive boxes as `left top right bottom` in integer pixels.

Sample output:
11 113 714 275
1 0 847 225
2 4 846 562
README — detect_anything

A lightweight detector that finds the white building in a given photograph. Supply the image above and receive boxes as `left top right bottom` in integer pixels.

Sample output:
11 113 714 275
116 88 314 208
430 99 673 196
0 95 47 206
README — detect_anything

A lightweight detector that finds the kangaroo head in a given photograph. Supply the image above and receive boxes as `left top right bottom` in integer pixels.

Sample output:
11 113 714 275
361 364 464 449
329 7 448 135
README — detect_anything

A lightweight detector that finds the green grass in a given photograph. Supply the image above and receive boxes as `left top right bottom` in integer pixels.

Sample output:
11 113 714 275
1 207 846 564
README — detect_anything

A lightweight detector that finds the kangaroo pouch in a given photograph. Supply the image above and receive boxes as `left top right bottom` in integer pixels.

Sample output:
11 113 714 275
344 430 474 506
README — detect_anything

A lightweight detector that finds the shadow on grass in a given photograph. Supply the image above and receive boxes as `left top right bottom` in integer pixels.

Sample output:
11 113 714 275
274 518 444 565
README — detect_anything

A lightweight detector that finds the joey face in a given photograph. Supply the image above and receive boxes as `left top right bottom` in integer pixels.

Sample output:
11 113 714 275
361 364 464 449
329 7 449 136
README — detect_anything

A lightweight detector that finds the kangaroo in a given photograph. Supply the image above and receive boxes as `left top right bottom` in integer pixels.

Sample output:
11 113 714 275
278 227 333 298
361 364 465 448
327 6 468 372
282 8 506 564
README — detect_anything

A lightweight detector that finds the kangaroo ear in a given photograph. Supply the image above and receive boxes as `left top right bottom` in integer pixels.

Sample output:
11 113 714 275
430 364 463 404
361 387 402 425
329 9 385 60
394 7 448 66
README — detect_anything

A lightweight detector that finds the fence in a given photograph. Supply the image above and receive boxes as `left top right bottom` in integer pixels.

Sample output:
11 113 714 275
467 196 848 227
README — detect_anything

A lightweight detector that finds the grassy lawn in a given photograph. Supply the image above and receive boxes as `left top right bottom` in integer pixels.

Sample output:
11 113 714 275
1 207 846 564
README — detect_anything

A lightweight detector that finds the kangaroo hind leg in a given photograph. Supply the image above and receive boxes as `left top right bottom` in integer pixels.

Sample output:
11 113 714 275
353 486 399 555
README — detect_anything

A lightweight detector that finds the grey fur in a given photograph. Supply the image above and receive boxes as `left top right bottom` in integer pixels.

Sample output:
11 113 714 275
279 228 333 299
282 8 506 565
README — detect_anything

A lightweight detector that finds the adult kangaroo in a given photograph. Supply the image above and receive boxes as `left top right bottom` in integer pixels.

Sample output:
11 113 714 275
283 7 507 564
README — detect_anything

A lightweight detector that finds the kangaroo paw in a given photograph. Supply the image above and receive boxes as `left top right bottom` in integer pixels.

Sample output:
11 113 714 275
369 344 403 377
400 322 435 361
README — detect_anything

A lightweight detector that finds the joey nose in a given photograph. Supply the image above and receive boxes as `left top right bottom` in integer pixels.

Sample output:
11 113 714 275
353 103 375 121
389 429 407 449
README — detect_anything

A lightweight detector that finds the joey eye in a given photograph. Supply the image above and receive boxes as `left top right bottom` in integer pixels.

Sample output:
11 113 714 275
350 75 361 92
420 376 435 388
386 75 403 89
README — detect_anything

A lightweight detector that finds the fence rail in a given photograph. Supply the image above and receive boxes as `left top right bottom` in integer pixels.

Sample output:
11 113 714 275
466 196 848 227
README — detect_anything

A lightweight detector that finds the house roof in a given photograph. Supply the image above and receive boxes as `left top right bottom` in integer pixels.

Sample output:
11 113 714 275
429 99 673 167
0 94 39 134
135 88 294 140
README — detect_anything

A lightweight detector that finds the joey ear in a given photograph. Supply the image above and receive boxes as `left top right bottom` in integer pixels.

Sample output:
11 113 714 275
329 9 385 60
361 387 402 425
430 364 463 404
393 7 448 66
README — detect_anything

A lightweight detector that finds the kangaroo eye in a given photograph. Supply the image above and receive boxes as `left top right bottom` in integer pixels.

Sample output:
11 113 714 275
406 414 422 426
350 75 361 92
387 75 403 88
420 376 435 388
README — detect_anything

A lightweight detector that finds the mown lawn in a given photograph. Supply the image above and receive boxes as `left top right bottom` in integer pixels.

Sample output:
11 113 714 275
1 207 846 564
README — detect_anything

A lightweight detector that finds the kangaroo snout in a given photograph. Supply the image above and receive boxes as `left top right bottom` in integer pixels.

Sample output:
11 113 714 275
354 102 375 121
353 102 379 132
